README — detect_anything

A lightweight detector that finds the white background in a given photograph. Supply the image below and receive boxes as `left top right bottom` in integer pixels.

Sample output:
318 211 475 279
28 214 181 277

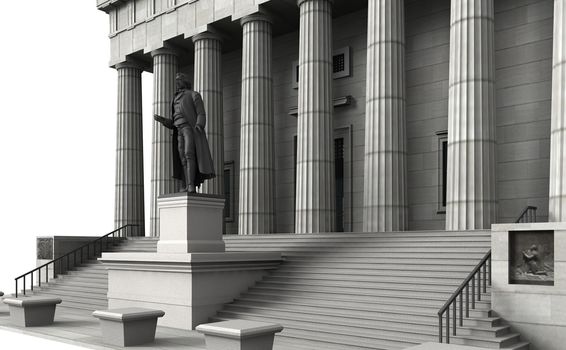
0 1 153 347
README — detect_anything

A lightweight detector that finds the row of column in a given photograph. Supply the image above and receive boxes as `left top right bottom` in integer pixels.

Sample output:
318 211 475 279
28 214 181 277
363 0 497 231
114 0 566 236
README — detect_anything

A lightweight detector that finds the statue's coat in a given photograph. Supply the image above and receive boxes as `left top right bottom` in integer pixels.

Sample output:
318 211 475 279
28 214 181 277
168 89 215 187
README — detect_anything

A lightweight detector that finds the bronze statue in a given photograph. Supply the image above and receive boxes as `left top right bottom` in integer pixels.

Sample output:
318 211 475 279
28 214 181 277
154 73 215 193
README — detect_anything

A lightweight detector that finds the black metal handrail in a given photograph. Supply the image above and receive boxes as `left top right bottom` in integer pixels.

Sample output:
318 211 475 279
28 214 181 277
14 224 138 298
437 250 491 344
515 206 537 223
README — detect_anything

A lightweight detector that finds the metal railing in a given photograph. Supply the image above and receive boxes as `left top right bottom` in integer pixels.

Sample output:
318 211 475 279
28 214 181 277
437 250 491 344
515 206 537 223
14 224 137 298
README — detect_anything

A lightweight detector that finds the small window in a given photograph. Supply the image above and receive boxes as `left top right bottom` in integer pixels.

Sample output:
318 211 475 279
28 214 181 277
224 161 235 222
291 47 351 89
437 131 448 213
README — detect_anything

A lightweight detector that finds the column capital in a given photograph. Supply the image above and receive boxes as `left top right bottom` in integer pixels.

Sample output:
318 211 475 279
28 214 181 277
240 11 273 27
297 0 333 7
192 31 223 44
150 47 180 58
115 60 144 71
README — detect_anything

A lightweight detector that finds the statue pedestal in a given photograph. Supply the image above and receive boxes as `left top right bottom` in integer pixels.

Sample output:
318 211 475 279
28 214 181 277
156 193 225 253
100 193 281 330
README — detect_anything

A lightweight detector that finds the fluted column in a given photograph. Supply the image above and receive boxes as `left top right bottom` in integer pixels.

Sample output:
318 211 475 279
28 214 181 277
114 62 145 236
446 0 496 230
150 48 178 236
295 0 335 233
550 0 566 221
193 33 223 195
238 13 275 235
363 0 407 232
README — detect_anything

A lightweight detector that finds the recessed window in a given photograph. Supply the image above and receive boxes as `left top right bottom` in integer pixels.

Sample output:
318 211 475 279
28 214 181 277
292 47 351 89
224 161 235 222
437 131 448 213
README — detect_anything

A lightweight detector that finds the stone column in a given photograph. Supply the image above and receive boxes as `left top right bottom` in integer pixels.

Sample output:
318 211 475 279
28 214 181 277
446 0 497 230
362 0 407 232
550 0 566 221
295 0 335 233
150 48 178 237
114 61 145 236
238 13 275 235
193 33 224 195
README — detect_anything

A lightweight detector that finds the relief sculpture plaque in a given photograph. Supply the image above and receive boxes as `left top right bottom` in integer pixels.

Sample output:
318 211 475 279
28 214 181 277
509 230 554 286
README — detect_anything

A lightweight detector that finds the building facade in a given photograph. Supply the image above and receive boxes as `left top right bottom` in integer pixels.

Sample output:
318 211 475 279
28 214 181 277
98 0 566 236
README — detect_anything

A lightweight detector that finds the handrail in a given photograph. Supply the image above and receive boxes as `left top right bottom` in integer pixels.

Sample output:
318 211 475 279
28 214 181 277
14 224 138 298
515 206 537 223
437 250 491 344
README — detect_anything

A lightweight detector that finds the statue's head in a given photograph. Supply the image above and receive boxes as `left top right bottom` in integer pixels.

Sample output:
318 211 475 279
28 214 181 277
175 73 192 90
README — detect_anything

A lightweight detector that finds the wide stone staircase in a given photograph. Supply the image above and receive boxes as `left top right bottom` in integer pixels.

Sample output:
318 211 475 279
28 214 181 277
24 238 157 314
21 231 529 350
217 231 529 350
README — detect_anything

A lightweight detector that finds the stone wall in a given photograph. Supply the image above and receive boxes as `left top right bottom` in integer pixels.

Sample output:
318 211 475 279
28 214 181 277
495 0 553 223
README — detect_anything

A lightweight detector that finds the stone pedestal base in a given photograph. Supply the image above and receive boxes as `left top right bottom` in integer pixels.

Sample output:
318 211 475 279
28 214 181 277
93 308 165 347
197 320 283 350
99 252 281 330
156 193 226 253
3 297 62 327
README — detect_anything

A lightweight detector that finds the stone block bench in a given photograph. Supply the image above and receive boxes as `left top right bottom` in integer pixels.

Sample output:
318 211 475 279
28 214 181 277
92 308 165 347
196 320 283 350
3 296 62 327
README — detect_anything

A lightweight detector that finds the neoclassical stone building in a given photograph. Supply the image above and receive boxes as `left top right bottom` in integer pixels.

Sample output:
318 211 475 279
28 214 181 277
98 0 566 236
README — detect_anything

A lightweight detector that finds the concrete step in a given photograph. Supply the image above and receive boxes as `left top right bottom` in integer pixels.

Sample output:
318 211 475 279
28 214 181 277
242 290 492 309
34 286 107 299
222 303 491 326
237 293 491 313
264 273 474 285
251 284 490 302
255 279 488 294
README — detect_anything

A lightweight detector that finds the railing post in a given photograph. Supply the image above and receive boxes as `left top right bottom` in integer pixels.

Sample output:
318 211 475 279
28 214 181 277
23 277 26 296
31 273 34 291
471 277 475 309
15 280 18 298
483 263 487 293
459 292 463 326
39 269 41 287
466 285 470 317
478 271 482 301
452 301 456 336
439 315 443 343
446 306 450 343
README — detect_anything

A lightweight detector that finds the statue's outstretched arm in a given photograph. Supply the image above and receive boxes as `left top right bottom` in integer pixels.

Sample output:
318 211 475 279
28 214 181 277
154 114 174 129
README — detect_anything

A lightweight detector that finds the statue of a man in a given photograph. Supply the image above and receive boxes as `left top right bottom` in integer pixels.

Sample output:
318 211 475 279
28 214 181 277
154 73 215 193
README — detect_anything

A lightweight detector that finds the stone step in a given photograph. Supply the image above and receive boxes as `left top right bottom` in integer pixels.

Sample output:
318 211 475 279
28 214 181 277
264 273 476 285
242 290 492 309
277 260 485 271
238 293 491 312
256 279 490 293
222 303 491 326
251 284 490 301
34 286 107 300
